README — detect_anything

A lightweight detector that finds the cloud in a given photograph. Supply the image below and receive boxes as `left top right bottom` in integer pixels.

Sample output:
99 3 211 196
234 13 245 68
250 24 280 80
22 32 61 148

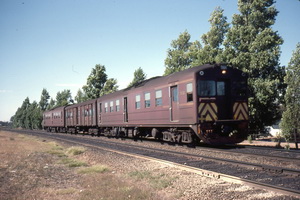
0 90 13 93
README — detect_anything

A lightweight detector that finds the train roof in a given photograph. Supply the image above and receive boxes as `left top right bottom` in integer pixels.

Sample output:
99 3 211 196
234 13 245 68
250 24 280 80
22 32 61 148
44 106 67 112
98 63 233 100
123 63 224 90
52 63 236 108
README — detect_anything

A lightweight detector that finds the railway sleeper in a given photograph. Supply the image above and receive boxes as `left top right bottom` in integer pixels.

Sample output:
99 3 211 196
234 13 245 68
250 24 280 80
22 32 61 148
261 166 283 174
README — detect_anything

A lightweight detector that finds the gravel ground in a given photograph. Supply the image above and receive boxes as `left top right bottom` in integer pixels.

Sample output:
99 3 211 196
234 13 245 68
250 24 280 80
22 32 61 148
1 129 299 199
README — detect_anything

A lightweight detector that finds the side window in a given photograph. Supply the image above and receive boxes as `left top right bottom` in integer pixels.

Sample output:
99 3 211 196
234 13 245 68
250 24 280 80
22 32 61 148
233 81 247 97
217 82 225 96
155 90 162 106
186 83 193 102
145 92 150 108
105 102 108 113
198 80 216 97
99 103 102 113
110 101 114 112
84 109 88 116
116 100 120 112
135 95 141 109
172 86 178 102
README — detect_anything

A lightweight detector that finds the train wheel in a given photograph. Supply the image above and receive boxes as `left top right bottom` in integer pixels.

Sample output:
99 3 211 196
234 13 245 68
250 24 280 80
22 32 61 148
151 128 162 139
181 132 192 143
133 128 139 137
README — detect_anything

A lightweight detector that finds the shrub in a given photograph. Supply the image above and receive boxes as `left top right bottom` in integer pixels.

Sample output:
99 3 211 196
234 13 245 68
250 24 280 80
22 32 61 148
66 146 86 155
60 158 87 167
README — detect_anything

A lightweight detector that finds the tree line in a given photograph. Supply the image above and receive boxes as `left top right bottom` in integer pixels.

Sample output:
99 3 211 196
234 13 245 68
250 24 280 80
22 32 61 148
11 0 300 144
10 64 146 129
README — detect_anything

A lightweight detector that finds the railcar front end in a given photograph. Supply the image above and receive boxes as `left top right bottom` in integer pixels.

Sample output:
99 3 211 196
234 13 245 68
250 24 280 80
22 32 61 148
195 65 248 144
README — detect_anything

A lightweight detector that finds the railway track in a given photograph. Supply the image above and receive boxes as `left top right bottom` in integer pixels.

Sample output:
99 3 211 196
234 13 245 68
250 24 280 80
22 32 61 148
190 145 300 168
3 128 300 198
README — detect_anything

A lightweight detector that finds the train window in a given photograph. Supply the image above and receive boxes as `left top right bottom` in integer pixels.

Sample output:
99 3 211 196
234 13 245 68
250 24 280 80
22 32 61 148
99 103 102 113
198 80 216 96
110 101 114 112
116 100 120 112
186 83 193 102
233 81 247 96
217 82 225 96
155 90 162 106
90 108 93 116
172 86 178 102
105 102 108 113
135 95 141 109
145 92 151 108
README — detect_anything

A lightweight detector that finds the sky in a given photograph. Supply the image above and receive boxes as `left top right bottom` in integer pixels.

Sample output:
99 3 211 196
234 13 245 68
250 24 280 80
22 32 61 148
0 0 300 122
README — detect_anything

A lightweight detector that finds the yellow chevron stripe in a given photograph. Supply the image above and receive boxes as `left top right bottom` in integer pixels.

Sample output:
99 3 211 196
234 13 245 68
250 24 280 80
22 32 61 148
199 103 218 121
233 102 238 113
242 102 248 112
198 103 205 113
210 103 217 114
233 102 248 120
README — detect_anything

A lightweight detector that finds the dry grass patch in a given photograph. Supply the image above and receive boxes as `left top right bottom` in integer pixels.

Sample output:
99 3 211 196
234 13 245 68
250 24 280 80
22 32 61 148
47 141 66 157
66 146 86 156
129 170 176 189
60 157 87 168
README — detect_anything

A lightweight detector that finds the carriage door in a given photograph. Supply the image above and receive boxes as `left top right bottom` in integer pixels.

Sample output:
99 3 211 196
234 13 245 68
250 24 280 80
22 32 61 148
98 102 102 124
123 97 128 122
170 86 179 121
216 80 231 120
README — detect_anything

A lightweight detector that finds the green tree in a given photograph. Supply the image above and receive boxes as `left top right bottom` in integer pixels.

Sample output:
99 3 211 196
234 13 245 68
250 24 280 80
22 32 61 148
128 67 147 87
12 97 31 128
75 88 88 103
39 88 50 111
82 64 108 99
200 6 229 64
224 0 285 133
12 97 43 129
100 78 119 96
55 89 73 107
26 101 42 129
281 43 300 146
189 40 204 67
164 30 192 75
47 98 56 110
30 101 42 129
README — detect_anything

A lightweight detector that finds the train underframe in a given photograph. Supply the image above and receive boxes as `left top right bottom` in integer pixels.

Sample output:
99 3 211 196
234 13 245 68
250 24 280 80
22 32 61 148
197 120 248 144
45 121 248 145
45 125 197 144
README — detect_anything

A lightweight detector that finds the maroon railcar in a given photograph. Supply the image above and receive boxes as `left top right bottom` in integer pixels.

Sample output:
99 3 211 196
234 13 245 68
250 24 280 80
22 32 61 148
42 106 66 132
95 64 248 144
43 64 248 144
65 99 97 134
